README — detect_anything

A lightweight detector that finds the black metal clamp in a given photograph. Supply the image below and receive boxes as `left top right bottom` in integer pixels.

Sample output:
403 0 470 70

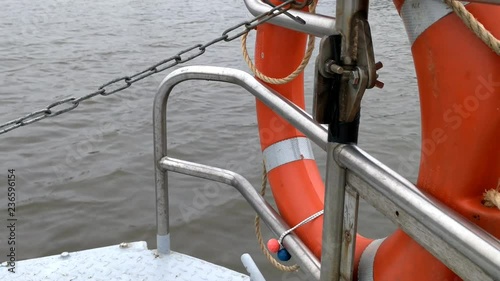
312 13 383 144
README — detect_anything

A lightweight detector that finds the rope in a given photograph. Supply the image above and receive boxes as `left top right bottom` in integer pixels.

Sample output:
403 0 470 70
483 179 500 210
277 209 323 245
241 0 318 84
444 0 500 55
255 162 300 272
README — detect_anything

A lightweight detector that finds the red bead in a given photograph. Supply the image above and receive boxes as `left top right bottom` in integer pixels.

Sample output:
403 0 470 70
267 238 280 253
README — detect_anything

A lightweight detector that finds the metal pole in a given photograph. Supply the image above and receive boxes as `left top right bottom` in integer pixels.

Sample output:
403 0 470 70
153 78 170 254
243 0 338 37
319 1 370 280
319 143 347 281
335 0 370 65
152 66 329 278
340 185 359 280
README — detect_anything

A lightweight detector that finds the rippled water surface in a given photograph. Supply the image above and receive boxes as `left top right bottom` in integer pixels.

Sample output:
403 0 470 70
0 0 420 279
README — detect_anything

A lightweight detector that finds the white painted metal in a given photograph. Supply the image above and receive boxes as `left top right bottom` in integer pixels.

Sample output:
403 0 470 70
0 242 249 281
241 254 266 281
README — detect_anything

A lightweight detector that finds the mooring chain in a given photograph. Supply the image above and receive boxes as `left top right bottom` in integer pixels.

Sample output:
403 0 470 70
0 0 301 136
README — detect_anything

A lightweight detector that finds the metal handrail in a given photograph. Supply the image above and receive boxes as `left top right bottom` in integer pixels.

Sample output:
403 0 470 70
243 0 337 37
337 145 500 280
153 66 325 279
160 157 321 279
153 66 500 280
243 0 500 39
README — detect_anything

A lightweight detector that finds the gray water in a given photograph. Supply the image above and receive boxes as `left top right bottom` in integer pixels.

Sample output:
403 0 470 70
0 0 421 280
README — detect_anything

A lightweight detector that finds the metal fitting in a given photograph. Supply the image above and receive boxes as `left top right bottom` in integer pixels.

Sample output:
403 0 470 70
325 60 344 75
349 70 360 85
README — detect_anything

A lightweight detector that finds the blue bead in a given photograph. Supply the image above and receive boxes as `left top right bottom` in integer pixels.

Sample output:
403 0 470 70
277 248 291 261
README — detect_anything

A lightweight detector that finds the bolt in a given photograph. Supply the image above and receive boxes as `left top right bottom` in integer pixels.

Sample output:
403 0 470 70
329 63 344 75
119 242 129 248
344 231 352 242
325 60 344 75
60 252 69 258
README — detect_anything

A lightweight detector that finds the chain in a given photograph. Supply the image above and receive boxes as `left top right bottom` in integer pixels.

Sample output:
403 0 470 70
0 0 299 136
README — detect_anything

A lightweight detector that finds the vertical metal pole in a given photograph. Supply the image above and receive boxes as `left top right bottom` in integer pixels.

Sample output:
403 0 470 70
320 143 347 281
153 87 170 254
319 1 369 280
340 185 359 280
320 145 359 281
335 0 370 65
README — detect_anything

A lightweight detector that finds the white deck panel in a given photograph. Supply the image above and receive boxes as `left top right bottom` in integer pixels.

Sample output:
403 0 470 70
0 241 250 281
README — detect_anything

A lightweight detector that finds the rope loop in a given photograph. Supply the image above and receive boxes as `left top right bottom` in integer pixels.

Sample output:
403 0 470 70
241 0 318 85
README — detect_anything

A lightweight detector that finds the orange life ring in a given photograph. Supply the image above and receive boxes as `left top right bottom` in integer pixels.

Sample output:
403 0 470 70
254 9 326 258
372 1 500 280
254 0 499 280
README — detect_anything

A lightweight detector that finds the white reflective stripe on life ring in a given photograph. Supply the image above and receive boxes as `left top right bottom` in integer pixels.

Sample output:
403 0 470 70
263 137 315 172
358 238 386 281
401 0 469 45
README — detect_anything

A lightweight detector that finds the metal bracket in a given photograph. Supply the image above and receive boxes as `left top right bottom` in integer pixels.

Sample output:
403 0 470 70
313 13 382 124
313 35 342 124
338 14 379 122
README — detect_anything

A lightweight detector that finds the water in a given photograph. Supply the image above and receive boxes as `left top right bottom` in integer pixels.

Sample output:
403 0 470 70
0 0 420 279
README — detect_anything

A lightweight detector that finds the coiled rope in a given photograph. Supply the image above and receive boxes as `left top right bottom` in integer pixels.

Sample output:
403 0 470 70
445 0 500 55
241 0 317 85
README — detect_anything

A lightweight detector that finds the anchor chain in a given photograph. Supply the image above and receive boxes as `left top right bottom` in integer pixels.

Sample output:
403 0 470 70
0 0 301 136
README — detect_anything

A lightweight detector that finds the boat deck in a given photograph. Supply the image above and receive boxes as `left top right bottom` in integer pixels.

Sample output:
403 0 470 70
0 241 250 281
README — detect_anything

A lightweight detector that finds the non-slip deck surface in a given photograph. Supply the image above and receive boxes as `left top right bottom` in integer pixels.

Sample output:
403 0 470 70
0 241 250 281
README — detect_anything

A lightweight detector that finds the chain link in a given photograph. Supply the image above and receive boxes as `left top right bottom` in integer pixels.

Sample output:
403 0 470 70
0 0 298 136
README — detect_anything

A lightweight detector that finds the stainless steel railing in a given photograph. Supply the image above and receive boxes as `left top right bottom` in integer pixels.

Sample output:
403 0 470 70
243 0 500 39
243 0 337 37
153 66 500 281
160 157 321 279
152 66 324 279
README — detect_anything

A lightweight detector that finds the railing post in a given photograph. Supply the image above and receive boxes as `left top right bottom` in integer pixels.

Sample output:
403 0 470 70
320 143 347 281
153 79 170 255
318 1 369 280
319 143 360 281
